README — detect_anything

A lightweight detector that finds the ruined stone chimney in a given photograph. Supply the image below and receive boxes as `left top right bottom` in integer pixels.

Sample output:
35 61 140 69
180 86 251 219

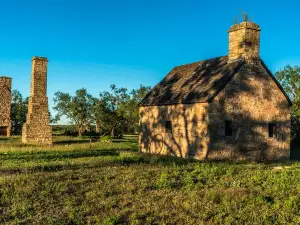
22 56 52 145
0 76 12 136
30 57 48 99
228 21 261 63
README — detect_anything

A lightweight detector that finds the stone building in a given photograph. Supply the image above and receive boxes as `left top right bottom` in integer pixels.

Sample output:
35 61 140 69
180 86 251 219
22 57 52 145
139 20 292 161
0 76 12 136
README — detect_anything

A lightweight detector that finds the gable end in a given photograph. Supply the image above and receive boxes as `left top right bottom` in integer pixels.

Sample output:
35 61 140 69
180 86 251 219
260 60 293 106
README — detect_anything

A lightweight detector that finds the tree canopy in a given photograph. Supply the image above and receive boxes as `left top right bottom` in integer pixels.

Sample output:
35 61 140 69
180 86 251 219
10 90 28 135
53 85 150 137
53 88 95 136
275 65 300 140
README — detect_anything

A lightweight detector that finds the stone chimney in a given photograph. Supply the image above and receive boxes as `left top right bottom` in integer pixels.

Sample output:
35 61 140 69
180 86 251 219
30 57 48 98
228 21 261 63
22 56 52 145
0 76 12 136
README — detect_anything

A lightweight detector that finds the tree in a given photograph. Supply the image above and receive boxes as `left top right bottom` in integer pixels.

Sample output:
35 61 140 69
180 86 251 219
275 65 300 140
53 89 95 136
91 97 105 134
53 85 150 138
10 90 28 135
123 85 151 133
93 85 150 137
97 85 129 138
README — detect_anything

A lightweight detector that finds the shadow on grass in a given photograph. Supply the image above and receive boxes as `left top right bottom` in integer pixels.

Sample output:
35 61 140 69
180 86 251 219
1 148 297 176
117 147 139 153
54 139 92 145
0 149 120 161
2 153 278 177
0 153 192 175
0 138 10 141
111 139 138 144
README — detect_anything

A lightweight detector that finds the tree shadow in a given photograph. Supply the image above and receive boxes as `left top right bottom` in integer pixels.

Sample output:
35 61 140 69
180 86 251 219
54 139 92 145
111 139 137 144
0 149 120 161
0 150 191 175
0 138 10 141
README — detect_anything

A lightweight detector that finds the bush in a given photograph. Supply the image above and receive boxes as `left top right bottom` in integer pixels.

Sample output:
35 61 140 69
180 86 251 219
100 136 113 142
52 125 78 136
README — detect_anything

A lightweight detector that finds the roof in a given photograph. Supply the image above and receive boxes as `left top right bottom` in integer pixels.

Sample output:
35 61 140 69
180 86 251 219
0 76 12 80
139 56 292 107
139 56 244 106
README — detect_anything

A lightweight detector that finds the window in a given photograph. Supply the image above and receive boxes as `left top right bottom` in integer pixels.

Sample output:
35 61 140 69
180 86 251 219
165 121 172 133
225 120 233 136
268 123 276 138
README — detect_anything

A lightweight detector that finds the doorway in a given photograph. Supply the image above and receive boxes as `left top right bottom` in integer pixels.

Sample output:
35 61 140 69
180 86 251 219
0 127 8 136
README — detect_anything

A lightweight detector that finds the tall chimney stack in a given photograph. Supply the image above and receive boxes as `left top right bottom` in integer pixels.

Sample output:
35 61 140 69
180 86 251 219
228 21 261 63
0 76 12 137
22 56 52 145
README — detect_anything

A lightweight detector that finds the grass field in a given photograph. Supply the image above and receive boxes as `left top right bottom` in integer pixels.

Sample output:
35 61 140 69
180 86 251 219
1 136 300 224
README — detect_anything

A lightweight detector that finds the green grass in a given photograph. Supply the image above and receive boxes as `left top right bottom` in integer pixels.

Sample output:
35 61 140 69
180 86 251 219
1 136 300 224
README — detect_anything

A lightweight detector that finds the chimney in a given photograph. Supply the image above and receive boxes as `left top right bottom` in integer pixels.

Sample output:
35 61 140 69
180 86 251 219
30 56 48 98
22 56 52 145
228 21 261 63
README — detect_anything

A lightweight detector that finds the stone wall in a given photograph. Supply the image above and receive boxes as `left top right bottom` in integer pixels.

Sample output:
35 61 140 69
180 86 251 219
139 103 209 159
139 63 291 161
207 62 290 161
0 77 12 136
228 22 261 63
22 57 52 145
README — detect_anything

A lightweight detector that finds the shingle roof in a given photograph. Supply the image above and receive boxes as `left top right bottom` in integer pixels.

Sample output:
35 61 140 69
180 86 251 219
139 56 244 106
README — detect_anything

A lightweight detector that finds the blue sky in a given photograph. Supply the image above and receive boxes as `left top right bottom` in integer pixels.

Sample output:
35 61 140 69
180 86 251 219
0 0 299 122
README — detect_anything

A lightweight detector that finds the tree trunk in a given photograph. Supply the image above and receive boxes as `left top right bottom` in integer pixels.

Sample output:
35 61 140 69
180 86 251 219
77 124 83 137
111 127 115 138
78 128 82 137
96 121 100 134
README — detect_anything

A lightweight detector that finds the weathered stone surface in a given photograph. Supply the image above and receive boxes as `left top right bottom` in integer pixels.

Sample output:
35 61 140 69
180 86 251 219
0 77 12 136
228 22 261 63
139 21 291 161
139 103 209 159
22 57 52 145
207 62 290 161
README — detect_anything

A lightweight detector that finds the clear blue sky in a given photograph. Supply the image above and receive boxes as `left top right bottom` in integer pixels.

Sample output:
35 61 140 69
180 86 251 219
0 0 299 122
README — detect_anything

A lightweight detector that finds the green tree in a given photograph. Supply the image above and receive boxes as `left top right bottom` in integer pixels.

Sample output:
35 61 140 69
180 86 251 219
124 85 151 133
53 89 95 136
10 90 28 135
97 85 129 138
93 85 150 137
275 65 300 140
53 85 150 138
